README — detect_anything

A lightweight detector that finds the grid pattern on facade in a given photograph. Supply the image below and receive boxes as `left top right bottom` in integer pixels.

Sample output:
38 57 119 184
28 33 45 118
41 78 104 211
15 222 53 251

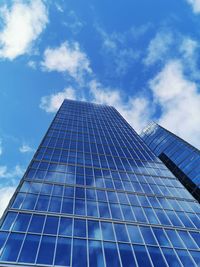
140 122 200 201
0 100 199 267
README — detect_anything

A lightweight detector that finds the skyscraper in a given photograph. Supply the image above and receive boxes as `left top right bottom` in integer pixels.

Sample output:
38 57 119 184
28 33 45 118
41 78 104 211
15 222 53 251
0 100 199 267
140 122 200 202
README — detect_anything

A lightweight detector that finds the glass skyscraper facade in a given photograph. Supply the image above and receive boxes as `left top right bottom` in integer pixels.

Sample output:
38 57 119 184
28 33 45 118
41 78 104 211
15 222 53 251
0 100 199 267
140 122 200 202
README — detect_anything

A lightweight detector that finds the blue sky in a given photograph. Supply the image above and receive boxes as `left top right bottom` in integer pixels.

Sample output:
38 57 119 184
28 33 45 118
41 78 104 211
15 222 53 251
0 0 200 215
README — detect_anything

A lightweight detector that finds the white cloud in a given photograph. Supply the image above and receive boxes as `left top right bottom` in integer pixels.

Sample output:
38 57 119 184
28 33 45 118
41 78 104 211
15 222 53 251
40 87 77 112
144 31 173 65
0 0 48 60
41 41 91 82
90 80 151 132
149 60 200 148
0 164 25 179
0 186 16 218
186 0 200 13
19 144 35 153
27 60 37 69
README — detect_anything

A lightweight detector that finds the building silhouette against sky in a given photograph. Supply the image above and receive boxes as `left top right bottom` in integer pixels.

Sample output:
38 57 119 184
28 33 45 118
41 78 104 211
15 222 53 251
141 122 200 203
0 100 199 267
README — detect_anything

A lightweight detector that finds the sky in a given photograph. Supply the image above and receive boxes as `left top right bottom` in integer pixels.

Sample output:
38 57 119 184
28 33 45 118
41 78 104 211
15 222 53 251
0 0 200 216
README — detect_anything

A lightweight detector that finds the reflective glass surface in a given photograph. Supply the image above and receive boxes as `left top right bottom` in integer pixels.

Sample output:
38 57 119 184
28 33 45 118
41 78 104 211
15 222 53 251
0 100 199 267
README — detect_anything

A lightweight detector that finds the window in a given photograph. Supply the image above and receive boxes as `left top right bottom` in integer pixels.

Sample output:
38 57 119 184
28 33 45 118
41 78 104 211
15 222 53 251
118 243 136 267
44 216 59 235
133 245 152 267
37 236 56 265
59 217 73 236
103 242 121 267
28 214 45 233
18 234 40 263
89 240 105 267
55 237 71 266
72 239 87 267
0 233 24 262
1 211 17 231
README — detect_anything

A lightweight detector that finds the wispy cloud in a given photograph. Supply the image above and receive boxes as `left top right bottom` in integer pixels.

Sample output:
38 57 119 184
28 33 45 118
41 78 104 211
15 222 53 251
40 87 77 112
0 164 25 179
149 60 200 148
0 186 16 218
144 31 173 66
186 0 200 14
41 41 91 83
19 144 35 153
96 26 143 76
0 0 48 60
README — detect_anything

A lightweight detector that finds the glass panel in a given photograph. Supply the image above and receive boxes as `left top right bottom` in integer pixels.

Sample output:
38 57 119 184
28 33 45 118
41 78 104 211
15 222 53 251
18 234 40 263
114 223 129 242
177 231 198 249
127 225 143 244
13 213 31 232
190 251 200 266
72 238 87 267
89 240 105 267
28 214 45 233
88 220 102 240
133 245 152 267
1 212 17 231
140 226 157 245
37 235 56 265
59 217 73 236
55 237 71 266
119 243 137 267
104 241 121 267
162 248 182 267
0 232 8 250
44 216 59 235
0 233 24 262
74 219 86 237
152 228 171 247
176 249 196 267
147 246 166 267
22 194 38 210
101 222 115 241
165 229 184 248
